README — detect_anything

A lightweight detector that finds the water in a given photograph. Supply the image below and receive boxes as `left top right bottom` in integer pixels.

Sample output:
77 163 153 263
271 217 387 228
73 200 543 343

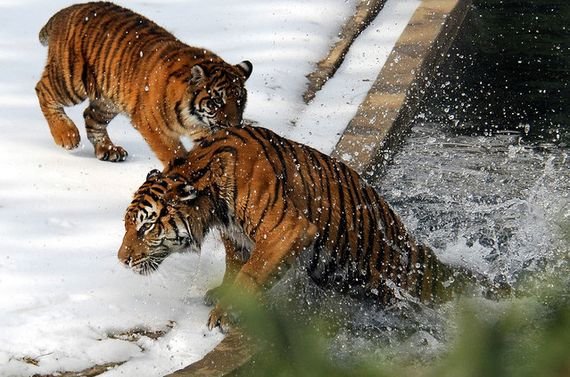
427 0 569 144
376 122 569 284
325 1 570 363
373 0 570 288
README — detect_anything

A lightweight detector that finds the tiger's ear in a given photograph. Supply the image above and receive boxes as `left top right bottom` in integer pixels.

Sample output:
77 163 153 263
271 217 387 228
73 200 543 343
146 169 163 181
165 183 196 205
178 184 197 201
190 65 206 85
235 60 253 80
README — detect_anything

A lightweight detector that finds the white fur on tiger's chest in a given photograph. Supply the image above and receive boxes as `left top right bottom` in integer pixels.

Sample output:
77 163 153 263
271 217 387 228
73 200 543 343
220 221 254 262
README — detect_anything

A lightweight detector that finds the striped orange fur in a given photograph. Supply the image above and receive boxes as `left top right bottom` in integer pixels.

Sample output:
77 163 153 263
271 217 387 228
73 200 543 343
36 2 252 165
118 126 481 331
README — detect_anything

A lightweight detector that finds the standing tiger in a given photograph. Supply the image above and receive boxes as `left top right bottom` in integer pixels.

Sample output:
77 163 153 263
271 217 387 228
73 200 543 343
36 2 252 165
118 126 494 331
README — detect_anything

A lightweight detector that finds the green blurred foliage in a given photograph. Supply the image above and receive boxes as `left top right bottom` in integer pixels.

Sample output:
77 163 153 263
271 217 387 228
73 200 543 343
226 277 570 377
433 295 570 377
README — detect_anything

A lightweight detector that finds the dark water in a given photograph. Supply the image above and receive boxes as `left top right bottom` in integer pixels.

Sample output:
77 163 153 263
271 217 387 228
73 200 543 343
423 0 569 145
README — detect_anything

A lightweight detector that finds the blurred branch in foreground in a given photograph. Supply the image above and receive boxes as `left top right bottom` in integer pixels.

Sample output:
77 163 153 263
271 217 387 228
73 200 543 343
224 273 570 377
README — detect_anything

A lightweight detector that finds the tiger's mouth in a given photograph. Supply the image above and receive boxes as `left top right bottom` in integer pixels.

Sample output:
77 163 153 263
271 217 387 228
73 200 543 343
191 109 241 130
200 114 228 130
185 109 215 131
126 251 170 275
187 104 248 132
125 241 200 275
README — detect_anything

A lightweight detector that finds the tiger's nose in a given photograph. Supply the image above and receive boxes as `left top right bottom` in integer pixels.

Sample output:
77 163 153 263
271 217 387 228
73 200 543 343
119 255 132 268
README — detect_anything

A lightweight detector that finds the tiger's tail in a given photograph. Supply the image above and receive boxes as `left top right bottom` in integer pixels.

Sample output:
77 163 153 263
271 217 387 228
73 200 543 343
39 20 52 46
414 245 513 302
39 11 62 46
39 20 51 46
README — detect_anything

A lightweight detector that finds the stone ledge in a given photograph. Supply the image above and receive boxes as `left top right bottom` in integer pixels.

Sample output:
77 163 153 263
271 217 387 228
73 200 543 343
165 329 257 377
303 0 388 103
332 0 472 176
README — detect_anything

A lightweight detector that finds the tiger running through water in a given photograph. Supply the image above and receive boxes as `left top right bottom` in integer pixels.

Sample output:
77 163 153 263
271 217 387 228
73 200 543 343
118 125 500 331
36 1 252 165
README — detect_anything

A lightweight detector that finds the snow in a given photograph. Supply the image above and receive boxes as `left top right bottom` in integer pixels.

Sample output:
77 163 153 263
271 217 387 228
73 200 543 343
0 0 419 375
290 0 421 153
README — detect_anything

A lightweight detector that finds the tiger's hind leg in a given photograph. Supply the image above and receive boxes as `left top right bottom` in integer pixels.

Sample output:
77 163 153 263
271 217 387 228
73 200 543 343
35 68 84 150
84 99 127 162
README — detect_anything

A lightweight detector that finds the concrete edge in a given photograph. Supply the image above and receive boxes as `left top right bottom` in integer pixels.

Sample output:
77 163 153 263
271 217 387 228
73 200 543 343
165 329 256 377
331 0 472 176
302 0 387 104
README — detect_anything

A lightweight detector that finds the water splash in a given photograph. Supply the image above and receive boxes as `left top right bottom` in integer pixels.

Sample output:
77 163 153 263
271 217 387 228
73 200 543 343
376 122 568 286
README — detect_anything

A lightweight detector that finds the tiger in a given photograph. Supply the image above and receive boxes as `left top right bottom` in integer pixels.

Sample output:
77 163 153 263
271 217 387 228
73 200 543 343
118 125 500 332
35 2 252 166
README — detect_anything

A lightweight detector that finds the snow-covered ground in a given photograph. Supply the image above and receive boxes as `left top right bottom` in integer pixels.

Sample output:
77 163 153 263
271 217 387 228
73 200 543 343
0 0 420 375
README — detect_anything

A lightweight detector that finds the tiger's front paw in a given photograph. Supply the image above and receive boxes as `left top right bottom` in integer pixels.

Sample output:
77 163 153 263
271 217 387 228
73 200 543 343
204 285 224 306
207 304 237 333
51 122 80 150
95 144 128 162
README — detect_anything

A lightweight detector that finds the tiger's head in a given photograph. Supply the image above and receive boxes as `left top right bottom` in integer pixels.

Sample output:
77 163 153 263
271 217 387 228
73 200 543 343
186 60 253 131
118 169 209 275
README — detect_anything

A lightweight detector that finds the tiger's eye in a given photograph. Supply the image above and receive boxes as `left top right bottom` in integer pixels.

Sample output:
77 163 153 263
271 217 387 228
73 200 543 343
139 222 155 234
